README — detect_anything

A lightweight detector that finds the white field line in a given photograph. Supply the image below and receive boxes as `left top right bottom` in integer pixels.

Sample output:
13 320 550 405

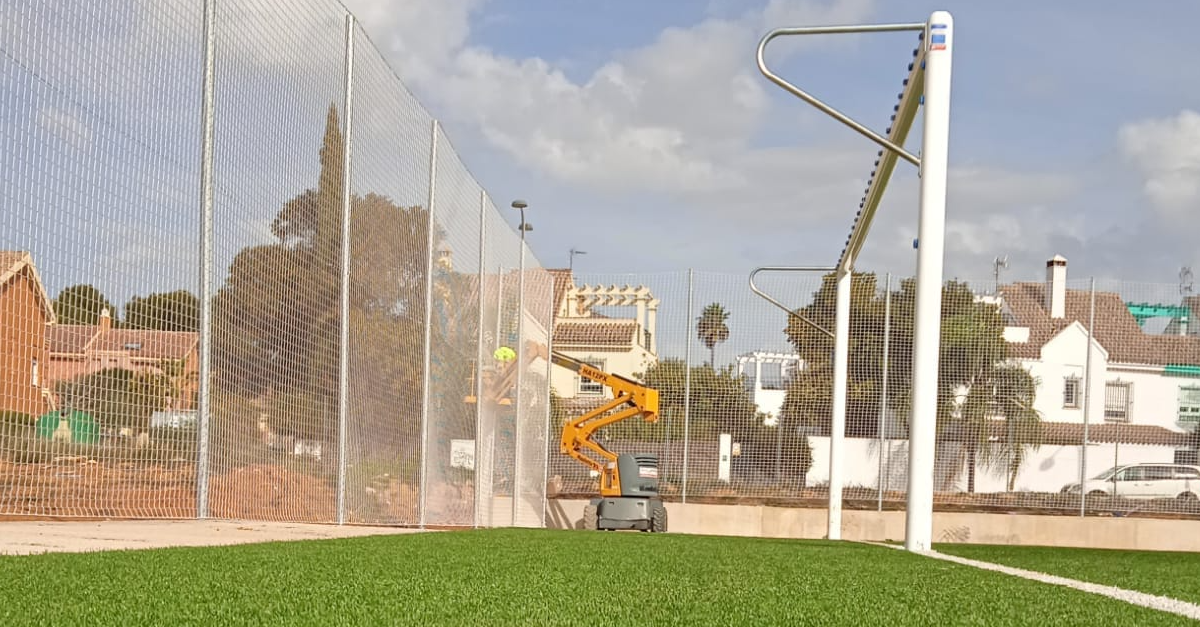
867 542 1200 621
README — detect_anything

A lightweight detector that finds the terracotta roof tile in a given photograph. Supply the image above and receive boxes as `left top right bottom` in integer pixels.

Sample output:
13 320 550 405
1001 282 1200 366
921 419 1186 447
90 329 198 360
49 325 197 360
0 251 26 271
48 325 99 354
553 321 637 347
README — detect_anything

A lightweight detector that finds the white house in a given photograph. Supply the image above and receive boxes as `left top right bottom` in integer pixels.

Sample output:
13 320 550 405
952 255 1198 493
810 255 1198 496
546 270 659 399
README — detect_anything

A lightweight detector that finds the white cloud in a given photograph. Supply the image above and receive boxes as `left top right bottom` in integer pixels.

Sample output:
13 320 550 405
343 0 877 195
852 165 1083 279
1119 109 1200 220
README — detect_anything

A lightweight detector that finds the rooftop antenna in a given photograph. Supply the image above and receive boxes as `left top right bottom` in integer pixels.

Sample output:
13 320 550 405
992 255 1009 295
569 247 587 272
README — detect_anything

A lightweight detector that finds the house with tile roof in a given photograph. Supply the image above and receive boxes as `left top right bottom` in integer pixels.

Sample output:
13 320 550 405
0 251 56 418
998 255 1200 436
46 308 200 411
546 269 659 399
949 255 1200 493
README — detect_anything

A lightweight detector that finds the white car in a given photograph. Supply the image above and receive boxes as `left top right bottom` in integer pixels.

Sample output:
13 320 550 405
1061 463 1200 500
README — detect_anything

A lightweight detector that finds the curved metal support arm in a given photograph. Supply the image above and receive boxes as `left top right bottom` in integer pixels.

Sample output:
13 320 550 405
757 23 924 167
749 266 836 338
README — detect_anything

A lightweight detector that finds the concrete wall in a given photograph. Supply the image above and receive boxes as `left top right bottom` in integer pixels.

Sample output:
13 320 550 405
544 498 1200 552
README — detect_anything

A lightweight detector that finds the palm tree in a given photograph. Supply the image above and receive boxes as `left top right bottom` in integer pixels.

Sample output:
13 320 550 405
697 303 730 367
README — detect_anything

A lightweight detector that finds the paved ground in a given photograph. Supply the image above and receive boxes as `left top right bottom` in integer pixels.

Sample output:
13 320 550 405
0 519 430 555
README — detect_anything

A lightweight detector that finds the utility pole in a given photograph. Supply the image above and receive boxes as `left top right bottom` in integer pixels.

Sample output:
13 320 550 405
992 255 1008 295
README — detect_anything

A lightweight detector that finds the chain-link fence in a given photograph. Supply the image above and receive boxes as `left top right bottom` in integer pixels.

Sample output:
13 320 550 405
4 2 1197 529
548 266 1200 520
0 1 550 526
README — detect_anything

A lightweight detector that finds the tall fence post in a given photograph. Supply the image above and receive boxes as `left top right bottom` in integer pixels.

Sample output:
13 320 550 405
682 268 694 503
512 231 527 526
541 294 555 528
195 0 218 520
418 120 440 529
489 263 504 528
1080 277 1096 516
335 12 356 526
473 191 487 529
877 273 891 512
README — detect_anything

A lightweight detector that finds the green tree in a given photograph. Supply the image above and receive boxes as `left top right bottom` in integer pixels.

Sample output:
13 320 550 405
54 368 172 431
53 284 116 326
697 302 730 367
781 273 884 438
639 359 813 486
124 290 199 331
210 103 434 453
782 273 1042 491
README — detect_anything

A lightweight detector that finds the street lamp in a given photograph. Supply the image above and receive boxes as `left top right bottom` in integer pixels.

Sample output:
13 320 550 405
510 199 529 526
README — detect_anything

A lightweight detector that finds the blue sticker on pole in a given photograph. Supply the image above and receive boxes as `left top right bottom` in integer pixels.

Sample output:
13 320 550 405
931 23 947 29
930 32 946 51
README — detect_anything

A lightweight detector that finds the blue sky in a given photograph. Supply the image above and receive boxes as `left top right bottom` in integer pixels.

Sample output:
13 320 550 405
342 0 1200 289
4 0 1200 332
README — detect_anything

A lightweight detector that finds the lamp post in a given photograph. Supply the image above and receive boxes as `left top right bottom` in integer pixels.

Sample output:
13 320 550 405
511 199 530 525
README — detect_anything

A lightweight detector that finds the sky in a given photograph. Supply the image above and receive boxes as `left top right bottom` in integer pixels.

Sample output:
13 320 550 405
4 0 1200 362
337 0 1200 289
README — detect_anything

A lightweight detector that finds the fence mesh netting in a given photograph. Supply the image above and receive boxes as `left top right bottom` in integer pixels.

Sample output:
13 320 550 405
3 1 1197 527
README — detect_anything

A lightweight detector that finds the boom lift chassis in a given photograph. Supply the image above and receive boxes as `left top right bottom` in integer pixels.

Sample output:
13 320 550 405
550 352 667 532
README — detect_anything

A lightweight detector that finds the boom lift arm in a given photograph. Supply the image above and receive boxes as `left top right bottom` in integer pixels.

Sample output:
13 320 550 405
550 351 659 497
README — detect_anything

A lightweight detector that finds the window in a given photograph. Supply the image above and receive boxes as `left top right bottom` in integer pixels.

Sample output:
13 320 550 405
31 358 38 387
1115 466 1143 481
1179 386 1200 426
760 363 786 391
1173 466 1200 479
1104 381 1132 422
578 358 605 396
1145 466 1174 481
1062 377 1081 409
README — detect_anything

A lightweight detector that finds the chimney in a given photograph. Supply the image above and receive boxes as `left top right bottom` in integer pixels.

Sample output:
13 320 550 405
1045 255 1067 319
99 307 112 331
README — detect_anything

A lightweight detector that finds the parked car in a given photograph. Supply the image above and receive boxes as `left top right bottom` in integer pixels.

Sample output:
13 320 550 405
1061 463 1200 500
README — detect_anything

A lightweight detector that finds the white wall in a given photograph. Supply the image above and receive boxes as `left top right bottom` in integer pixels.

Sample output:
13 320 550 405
1024 322 1195 432
774 436 1179 495
1023 321 1108 424
1108 365 1190 431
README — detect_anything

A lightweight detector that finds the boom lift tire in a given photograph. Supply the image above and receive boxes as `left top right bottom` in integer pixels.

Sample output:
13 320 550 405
650 501 668 533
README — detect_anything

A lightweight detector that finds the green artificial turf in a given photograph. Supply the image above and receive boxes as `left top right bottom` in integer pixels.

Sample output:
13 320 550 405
0 529 1193 626
936 543 1200 606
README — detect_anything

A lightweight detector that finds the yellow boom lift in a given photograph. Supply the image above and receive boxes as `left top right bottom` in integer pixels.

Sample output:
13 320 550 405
549 351 667 532
469 341 668 532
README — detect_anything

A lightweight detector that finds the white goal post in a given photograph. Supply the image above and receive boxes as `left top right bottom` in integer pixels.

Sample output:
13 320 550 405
756 11 953 552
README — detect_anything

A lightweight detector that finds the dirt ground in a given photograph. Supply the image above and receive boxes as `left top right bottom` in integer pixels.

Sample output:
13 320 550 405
0 457 478 524
0 519 430 556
